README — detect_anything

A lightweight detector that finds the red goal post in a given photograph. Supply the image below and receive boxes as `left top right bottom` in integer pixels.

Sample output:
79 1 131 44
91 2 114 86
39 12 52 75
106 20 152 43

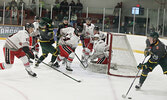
106 32 140 78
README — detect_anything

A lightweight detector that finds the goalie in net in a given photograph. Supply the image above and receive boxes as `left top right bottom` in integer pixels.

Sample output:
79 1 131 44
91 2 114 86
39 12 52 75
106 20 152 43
86 31 138 77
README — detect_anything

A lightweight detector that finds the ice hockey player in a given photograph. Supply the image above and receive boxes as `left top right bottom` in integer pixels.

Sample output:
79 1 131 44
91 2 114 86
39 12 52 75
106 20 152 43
56 17 72 46
81 17 95 64
89 34 109 65
0 23 37 77
29 16 40 63
35 18 59 67
53 26 83 71
93 26 107 41
135 32 167 89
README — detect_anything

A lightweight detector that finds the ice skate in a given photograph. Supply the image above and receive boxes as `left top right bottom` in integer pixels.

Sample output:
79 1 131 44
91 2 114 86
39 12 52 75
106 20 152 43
135 83 142 89
25 69 37 77
66 66 73 71
53 62 60 68
48 62 54 67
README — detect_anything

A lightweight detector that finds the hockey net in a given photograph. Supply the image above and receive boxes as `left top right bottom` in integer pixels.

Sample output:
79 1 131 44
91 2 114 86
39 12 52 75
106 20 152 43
107 33 139 77
87 32 139 77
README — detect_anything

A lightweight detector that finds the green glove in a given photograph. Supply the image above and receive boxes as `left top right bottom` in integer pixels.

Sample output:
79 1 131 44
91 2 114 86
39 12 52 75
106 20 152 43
144 47 151 57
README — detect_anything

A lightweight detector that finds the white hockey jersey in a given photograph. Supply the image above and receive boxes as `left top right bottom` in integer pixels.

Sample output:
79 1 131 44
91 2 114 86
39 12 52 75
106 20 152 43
82 23 95 38
31 21 40 37
5 30 30 51
59 27 80 49
91 40 109 58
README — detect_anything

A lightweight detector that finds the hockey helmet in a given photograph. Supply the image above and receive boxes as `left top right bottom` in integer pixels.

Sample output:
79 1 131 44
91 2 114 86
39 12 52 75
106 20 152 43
63 17 69 21
148 32 159 39
34 16 40 21
39 21 48 28
94 26 100 31
75 26 83 36
85 17 92 21
93 34 100 41
25 23 34 29
41 17 52 24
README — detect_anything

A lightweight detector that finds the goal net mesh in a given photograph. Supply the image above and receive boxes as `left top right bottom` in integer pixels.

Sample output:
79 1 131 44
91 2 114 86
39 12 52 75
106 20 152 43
107 33 139 77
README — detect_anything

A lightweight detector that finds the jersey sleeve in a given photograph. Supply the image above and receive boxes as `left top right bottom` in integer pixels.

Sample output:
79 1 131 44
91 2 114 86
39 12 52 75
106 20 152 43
149 41 166 63
19 32 29 47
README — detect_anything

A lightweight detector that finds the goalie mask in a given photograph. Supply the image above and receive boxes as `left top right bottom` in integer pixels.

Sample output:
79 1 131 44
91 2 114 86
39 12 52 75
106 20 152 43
93 34 100 44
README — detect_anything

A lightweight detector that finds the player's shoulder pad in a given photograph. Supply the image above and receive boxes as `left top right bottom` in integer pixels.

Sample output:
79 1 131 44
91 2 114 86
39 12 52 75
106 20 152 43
91 23 95 27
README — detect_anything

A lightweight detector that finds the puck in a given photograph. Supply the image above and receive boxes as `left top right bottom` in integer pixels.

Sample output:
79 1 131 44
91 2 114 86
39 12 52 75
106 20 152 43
128 97 132 99
122 94 126 98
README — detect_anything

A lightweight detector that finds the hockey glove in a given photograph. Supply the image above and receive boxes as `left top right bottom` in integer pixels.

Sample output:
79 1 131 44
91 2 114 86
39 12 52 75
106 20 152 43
80 35 84 41
137 63 147 70
104 51 109 57
23 46 35 59
144 47 151 57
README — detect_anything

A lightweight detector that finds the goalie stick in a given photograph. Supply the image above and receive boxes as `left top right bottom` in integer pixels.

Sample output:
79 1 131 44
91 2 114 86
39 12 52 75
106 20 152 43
41 61 82 83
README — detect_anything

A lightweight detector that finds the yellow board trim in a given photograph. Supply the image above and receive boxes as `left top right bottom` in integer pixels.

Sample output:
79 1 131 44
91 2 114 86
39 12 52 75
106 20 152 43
0 38 146 54
0 37 6 40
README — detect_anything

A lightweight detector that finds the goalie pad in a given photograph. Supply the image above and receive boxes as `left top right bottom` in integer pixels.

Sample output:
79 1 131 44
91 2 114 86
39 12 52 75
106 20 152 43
87 62 108 74
87 62 118 74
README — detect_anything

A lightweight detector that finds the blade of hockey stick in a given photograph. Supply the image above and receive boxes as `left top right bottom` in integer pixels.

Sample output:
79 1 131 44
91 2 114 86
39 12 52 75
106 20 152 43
42 61 82 83
122 56 147 98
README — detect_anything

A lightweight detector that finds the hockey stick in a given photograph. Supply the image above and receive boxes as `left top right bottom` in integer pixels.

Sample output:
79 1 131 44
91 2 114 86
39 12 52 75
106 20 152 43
73 51 88 69
41 61 82 83
122 56 147 99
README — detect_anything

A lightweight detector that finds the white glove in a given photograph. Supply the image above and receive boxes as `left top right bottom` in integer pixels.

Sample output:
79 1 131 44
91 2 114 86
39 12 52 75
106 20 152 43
104 51 109 57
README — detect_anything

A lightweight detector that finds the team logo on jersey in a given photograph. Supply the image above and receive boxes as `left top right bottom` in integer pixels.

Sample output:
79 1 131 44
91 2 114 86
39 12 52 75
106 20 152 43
156 46 159 50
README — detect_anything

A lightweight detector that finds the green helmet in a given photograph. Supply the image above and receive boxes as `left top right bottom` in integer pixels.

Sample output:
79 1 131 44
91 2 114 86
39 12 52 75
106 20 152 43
149 32 159 39
41 17 52 24
63 17 68 21
39 21 48 28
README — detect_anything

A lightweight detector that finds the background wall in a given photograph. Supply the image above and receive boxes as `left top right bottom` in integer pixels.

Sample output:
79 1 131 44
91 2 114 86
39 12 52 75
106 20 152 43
0 0 165 9
0 0 167 28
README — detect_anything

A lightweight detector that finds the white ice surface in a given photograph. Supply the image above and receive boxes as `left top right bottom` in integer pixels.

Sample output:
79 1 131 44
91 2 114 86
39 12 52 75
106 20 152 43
0 35 167 100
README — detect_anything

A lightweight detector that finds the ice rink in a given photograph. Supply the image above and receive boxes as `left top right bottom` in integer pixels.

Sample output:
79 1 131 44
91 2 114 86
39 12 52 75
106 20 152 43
0 35 167 100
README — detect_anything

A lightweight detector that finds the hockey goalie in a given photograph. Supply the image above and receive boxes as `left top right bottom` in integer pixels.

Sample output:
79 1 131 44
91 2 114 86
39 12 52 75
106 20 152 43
89 34 109 63
86 34 110 73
